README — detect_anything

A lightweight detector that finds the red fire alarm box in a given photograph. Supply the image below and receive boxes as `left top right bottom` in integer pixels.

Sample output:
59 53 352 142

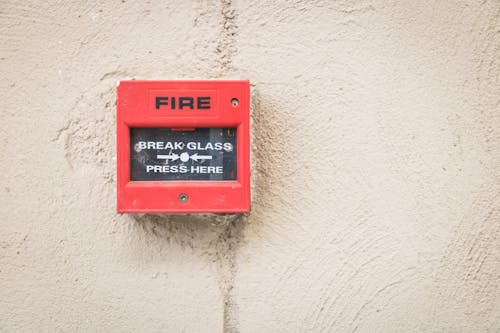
116 80 250 213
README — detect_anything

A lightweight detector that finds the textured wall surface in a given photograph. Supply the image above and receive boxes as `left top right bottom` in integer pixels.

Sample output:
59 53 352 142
1 0 499 332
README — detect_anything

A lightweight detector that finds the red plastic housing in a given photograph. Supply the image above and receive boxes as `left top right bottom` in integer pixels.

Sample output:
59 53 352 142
116 80 250 213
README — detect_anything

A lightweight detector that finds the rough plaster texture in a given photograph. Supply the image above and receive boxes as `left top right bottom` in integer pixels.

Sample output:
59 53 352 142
1 0 499 332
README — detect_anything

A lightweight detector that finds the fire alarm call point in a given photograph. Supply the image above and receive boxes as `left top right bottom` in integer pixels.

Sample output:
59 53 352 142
116 80 250 213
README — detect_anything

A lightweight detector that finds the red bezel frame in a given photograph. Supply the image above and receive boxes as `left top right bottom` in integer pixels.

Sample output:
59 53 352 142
116 80 250 213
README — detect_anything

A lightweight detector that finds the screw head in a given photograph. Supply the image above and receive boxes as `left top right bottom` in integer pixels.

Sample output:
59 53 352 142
178 193 189 203
231 98 239 107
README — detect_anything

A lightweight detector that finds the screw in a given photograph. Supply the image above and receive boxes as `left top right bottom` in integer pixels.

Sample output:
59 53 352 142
178 193 189 203
231 98 239 107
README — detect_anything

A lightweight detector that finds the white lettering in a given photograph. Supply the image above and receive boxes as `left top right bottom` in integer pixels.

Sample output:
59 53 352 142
145 164 190 173
190 166 223 174
223 142 233 152
185 141 229 150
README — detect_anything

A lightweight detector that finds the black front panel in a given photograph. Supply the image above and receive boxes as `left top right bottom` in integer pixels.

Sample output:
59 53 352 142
130 128 237 181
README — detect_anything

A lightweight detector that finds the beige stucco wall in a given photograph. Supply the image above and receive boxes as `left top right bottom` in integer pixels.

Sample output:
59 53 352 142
1 0 499 332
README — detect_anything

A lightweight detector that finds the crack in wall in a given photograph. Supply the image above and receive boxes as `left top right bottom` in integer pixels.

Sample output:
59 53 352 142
214 215 246 333
211 0 238 77
212 1 243 331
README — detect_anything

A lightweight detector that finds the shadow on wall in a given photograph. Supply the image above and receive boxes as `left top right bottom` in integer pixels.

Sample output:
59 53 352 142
123 85 290 245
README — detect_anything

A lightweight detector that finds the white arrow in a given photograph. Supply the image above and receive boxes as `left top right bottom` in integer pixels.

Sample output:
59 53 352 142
190 153 213 162
157 153 179 161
